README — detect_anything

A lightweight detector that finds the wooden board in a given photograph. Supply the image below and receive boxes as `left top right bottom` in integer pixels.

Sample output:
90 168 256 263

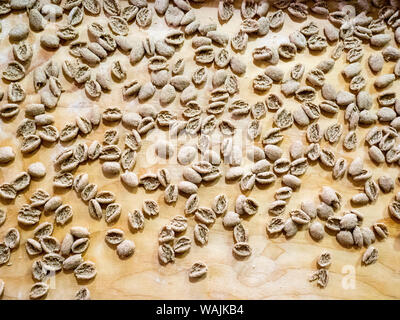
1 0 400 300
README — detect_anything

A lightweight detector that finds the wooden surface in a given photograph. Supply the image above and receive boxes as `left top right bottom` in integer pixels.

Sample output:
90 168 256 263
1 0 400 300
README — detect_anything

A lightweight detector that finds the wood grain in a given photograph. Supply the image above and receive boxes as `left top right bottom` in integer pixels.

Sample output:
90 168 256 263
0 1 400 300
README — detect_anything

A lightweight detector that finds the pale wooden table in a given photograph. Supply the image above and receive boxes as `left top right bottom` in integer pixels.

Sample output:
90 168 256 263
0 1 400 299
